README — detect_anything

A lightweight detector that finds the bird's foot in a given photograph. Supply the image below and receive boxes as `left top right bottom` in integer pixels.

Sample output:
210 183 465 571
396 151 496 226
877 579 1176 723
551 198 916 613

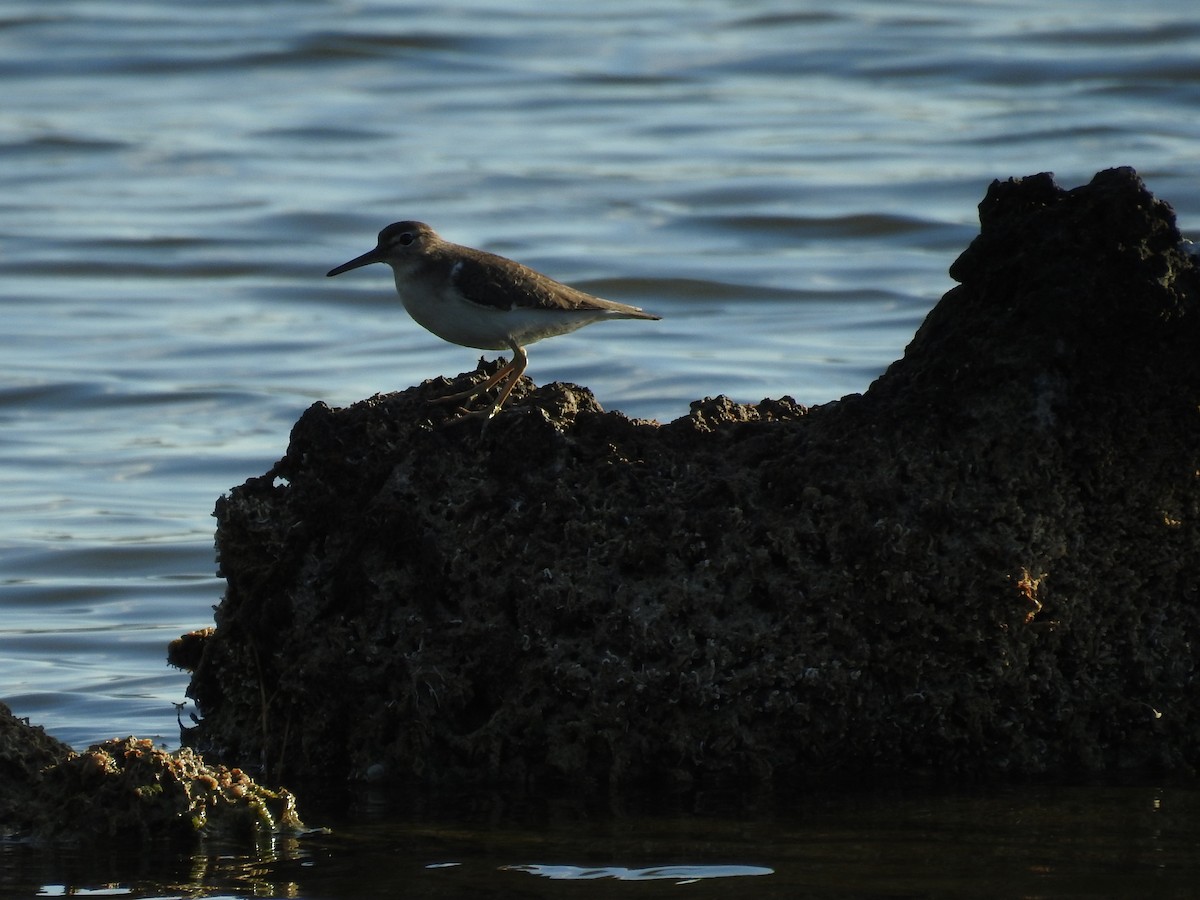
440 404 500 425
437 398 538 431
429 384 488 406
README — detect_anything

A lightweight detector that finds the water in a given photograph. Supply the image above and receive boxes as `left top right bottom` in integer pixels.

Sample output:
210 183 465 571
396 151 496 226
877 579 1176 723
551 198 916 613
2 0 1199 894
4 784 1200 897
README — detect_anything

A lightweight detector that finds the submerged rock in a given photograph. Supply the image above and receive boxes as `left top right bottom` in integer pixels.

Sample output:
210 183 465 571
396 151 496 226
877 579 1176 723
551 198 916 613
0 700 305 842
181 168 1200 788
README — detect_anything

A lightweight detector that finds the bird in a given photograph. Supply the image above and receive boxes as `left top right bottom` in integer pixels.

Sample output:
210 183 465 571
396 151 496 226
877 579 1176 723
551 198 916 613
326 221 661 420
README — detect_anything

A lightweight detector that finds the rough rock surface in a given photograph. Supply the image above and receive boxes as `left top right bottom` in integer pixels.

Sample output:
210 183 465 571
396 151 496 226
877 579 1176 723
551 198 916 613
181 168 1200 789
0 700 72 833
0 700 304 842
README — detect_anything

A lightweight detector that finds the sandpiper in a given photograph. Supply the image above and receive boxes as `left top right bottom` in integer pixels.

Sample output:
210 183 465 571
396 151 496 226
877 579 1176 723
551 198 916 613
327 221 661 420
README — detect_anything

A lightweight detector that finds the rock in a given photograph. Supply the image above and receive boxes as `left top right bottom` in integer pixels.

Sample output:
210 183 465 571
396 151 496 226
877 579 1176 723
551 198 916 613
0 700 306 842
1 699 73 834
181 167 1200 788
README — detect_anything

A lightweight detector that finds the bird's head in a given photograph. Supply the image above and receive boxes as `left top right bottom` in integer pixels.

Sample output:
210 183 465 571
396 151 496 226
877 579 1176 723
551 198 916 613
327 221 437 277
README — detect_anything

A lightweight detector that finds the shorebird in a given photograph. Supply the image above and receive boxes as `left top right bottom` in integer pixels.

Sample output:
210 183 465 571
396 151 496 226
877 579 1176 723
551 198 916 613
327 221 661 420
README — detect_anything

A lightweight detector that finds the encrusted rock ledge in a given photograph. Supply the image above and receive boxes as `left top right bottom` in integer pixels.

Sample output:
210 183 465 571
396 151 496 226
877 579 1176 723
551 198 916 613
0 700 305 842
179 167 1200 790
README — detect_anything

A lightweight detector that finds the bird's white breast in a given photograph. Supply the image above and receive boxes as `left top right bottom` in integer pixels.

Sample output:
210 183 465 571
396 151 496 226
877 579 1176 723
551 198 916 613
394 271 619 351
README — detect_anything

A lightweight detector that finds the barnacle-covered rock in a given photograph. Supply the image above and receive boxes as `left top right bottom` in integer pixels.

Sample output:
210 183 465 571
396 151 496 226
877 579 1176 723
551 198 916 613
182 168 1200 789
1 701 305 843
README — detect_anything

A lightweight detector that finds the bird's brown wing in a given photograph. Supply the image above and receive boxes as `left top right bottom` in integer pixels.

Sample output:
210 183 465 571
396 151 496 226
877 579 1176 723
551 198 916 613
445 246 653 316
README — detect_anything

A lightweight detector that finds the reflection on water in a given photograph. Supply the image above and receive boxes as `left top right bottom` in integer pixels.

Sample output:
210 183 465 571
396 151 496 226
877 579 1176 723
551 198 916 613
2 0 1198 749
4 783 1200 898
499 862 775 882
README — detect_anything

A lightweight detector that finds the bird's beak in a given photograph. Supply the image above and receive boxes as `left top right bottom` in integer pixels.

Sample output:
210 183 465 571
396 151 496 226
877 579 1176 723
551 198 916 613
327 246 385 277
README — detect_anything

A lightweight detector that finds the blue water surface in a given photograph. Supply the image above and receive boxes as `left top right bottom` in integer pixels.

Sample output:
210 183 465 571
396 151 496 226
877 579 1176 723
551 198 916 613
1 2 1199 894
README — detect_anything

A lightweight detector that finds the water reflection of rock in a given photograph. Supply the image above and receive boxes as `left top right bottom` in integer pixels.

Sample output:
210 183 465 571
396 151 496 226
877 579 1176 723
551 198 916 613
179 167 1198 789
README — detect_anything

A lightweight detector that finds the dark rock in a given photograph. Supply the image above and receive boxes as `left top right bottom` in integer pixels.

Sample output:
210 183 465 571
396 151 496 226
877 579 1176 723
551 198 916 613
182 168 1200 789
1 700 73 834
168 626 213 672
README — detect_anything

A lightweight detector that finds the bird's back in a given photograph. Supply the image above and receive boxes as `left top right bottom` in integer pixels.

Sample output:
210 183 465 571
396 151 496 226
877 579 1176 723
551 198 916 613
438 241 660 321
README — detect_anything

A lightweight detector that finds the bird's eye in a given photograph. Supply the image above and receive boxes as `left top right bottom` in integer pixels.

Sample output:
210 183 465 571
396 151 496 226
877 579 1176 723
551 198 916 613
397 231 415 246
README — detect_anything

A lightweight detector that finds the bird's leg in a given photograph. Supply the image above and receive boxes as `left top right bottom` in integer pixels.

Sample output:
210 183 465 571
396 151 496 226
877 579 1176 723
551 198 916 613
440 343 528 423
484 342 528 418
431 355 519 406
